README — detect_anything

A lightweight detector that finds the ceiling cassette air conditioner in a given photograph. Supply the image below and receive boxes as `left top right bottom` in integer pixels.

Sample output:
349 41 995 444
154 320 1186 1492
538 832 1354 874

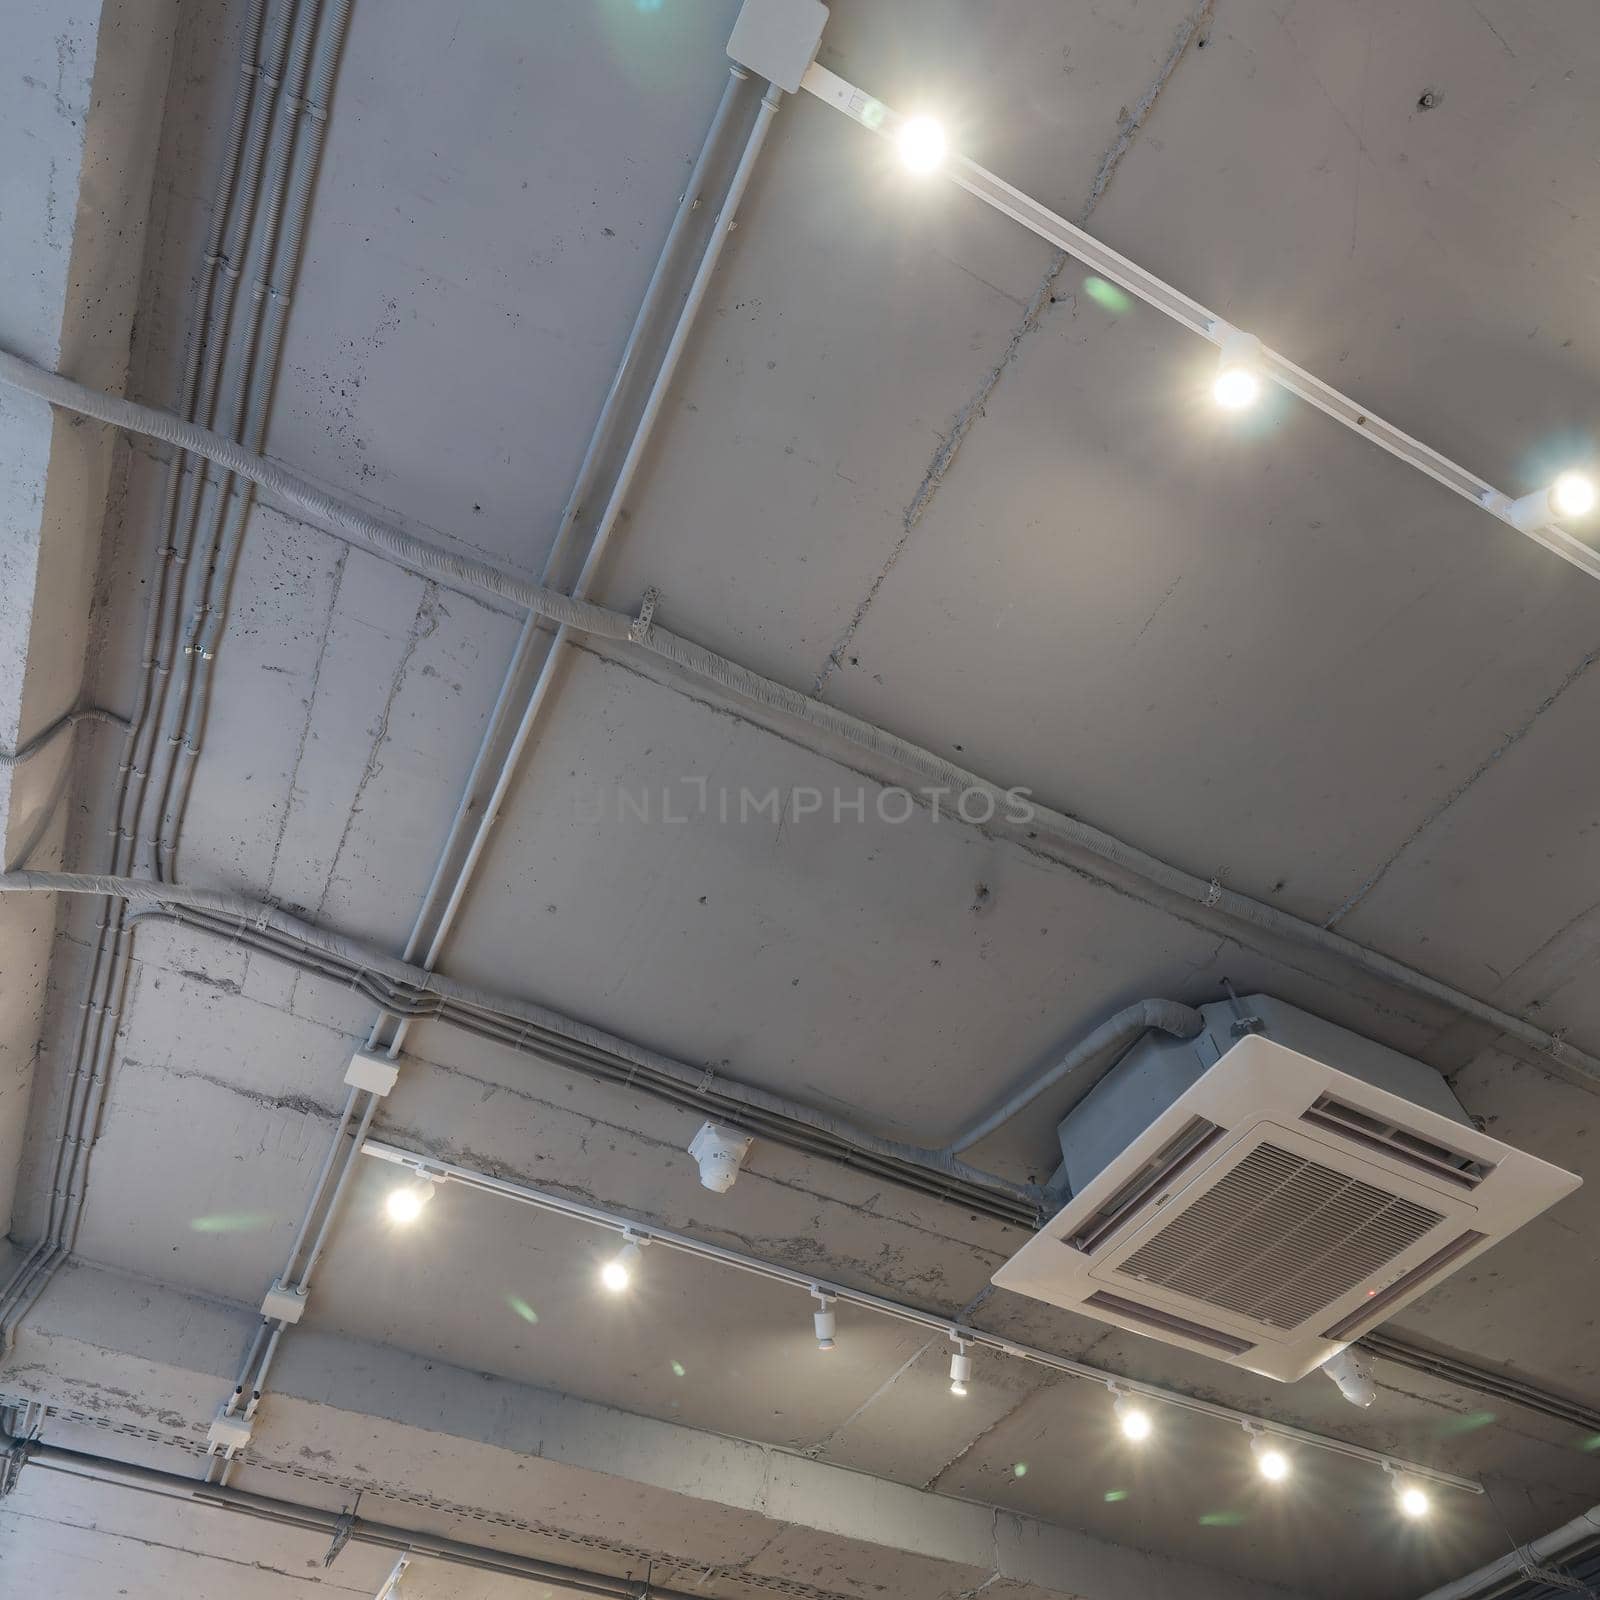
991 995 1580 1381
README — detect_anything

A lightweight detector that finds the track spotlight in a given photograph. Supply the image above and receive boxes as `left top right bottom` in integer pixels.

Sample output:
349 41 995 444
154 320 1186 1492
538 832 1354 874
1503 471 1599 532
896 115 947 174
384 1180 435 1225
948 1334 972 1397
1250 1431 1290 1482
1553 471 1598 519
1113 1391 1152 1442
601 1235 643 1293
1211 325 1264 411
812 1287 836 1351
1398 1482 1430 1519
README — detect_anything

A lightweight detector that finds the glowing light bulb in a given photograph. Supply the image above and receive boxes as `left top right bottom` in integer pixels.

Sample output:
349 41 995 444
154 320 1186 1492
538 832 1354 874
1252 1434 1290 1482
385 1181 434 1225
1552 471 1597 520
1398 1483 1430 1519
1211 326 1264 411
1115 1394 1152 1442
897 116 947 175
602 1239 641 1293
1213 367 1261 410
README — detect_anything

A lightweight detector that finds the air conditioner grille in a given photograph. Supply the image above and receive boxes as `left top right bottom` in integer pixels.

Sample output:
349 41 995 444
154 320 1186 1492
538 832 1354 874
1117 1142 1444 1329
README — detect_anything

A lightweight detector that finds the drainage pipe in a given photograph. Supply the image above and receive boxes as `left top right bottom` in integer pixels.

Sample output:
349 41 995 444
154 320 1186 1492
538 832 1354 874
3 360 1599 1095
943 999 1203 1154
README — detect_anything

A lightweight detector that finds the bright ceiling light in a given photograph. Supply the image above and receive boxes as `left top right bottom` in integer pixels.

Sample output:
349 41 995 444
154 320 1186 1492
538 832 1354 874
1505 472 1600 531
1251 1433 1290 1482
1213 367 1262 410
1552 470 1597 520
1212 327 1264 412
1398 1483 1430 1519
897 115 947 175
601 1237 642 1293
384 1181 434 1225
1114 1394 1152 1442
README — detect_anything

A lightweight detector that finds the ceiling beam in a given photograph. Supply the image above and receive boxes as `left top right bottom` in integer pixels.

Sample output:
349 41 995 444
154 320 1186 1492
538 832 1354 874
8 1259 1309 1600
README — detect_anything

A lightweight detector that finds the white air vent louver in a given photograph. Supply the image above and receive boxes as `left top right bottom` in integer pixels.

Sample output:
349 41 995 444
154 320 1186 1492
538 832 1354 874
992 1014 1579 1382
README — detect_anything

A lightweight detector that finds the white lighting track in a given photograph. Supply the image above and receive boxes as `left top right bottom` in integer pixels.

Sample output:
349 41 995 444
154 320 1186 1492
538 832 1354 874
361 1139 1483 1497
799 63 1600 585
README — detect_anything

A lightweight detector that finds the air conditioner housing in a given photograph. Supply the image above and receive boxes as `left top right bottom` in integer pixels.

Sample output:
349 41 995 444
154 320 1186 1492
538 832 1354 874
990 994 1580 1381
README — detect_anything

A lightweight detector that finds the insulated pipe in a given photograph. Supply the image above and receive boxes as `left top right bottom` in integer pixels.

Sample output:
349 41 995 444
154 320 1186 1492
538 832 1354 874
412 78 786 986
0 1431 712 1600
943 999 1203 1155
3 357 1599 1093
1415 1505 1600 1600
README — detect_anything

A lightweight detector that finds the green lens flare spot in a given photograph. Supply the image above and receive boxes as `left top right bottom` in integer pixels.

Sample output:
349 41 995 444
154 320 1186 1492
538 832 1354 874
506 1295 539 1324
1199 1511 1247 1527
189 1211 274 1233
1012 1462 1028 1478
1436 1409 1495 1436
1083 275 1132 315
1579 1433 1600 1453
1104 1489 1128 1503
671 1360 687 1378
862 99 887 131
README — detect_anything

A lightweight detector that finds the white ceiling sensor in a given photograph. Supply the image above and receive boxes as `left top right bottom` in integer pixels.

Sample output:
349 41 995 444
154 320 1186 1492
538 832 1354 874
992 997 1580 1382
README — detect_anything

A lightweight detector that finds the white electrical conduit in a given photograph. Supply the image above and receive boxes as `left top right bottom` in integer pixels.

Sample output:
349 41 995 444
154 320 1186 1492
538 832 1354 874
360 1137 1483 1497
210 70 777 1482
0 0 344 1347
416 79 786 978
2 350 1596 1098
799 65 1600 584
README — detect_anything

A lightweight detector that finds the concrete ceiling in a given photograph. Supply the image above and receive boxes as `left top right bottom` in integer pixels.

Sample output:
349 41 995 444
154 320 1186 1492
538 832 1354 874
3 2 1600 1599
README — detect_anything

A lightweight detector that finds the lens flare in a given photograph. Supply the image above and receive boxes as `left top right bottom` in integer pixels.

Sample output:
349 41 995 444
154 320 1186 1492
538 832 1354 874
897 116 947 175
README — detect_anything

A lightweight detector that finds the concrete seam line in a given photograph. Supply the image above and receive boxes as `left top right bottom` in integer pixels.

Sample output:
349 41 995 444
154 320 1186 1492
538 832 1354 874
1 352 1596 1088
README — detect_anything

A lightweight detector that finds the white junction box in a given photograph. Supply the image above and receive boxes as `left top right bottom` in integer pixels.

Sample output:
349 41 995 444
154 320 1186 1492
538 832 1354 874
345 1050 399 1097
726 0 828 93
992 996 1581 1382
